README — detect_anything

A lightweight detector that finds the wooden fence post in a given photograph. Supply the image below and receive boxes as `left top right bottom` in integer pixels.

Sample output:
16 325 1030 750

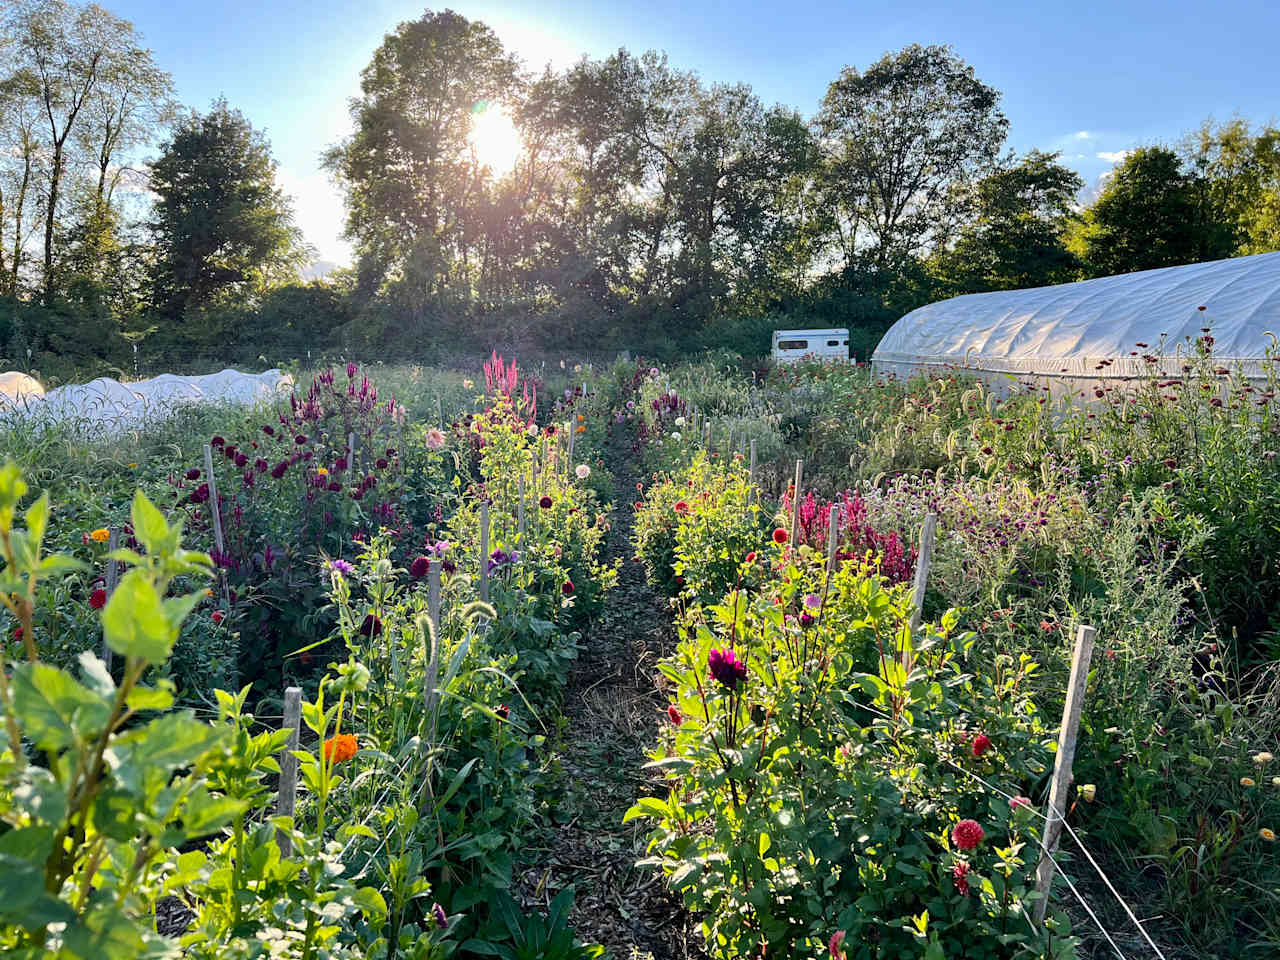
276 686 303 857
748 439 757 488
102 529 121 671
202 444 233 613
436 395 443 428
788 459 804 551
825 504 841 579
479 500 490 603
908 513 938 637
566 420 576 475
703 420 711 450
347 432 357 476
428 563 442 639
517 474 526 541
1033 624 1097 924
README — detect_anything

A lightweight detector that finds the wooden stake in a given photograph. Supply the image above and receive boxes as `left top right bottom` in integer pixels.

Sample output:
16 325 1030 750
428 563 442 640
479 500 490 602
748 439 757 483
566 420 576 475
347 432 356 476
276 686 303 857
436 395 443 428
202 445 233 613
825 504 841 578
1033 624 1097 923
102 529 120 671
703 420 711 449
908 513 938 637
788 459 804 551
517 474 526 541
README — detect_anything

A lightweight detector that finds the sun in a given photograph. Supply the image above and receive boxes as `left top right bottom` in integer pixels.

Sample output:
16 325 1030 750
469 104 522 177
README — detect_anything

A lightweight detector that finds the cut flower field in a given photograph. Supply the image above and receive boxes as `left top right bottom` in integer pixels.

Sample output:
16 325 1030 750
0 345 1278 959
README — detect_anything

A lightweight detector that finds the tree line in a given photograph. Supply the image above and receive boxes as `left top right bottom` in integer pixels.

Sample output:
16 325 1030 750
3 3 1280 379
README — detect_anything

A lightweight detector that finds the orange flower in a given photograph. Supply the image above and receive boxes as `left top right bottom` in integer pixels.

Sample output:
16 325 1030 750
323 733 359 764
89 527 110 543
575 425 586 434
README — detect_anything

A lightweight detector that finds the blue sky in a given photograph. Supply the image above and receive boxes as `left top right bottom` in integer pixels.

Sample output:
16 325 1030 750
109 0 1280 266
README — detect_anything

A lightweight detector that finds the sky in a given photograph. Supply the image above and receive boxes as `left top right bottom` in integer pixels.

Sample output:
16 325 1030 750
108 0 1280 269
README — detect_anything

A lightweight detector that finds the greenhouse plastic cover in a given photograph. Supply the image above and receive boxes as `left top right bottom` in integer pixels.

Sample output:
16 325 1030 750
0 369 293 431
872 251 1280 388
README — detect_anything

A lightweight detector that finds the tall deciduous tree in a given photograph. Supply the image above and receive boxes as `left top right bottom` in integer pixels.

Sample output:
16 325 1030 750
1186 118 1280 256
5 0 162 300
815 44 1008 272
147 100 306 323
931 150 1083 293
324 9 521 313
1078 146 1234 277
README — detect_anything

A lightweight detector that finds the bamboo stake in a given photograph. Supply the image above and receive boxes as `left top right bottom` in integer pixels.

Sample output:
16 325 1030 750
479 500 490 602
347 432 356 476
1034 625 1098 924
202 444 233 613
428 563 442 639
566 419 576 475
788 459 804 551
276 686 303 856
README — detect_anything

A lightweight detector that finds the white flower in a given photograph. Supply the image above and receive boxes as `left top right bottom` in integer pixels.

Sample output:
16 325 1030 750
575 464 591 479
674 416 686 427
669 388 678 398
424 428 446 449
526 423 538 436
649 367 659 377
462 379 474 389
670 432 682 442
573 363 582 373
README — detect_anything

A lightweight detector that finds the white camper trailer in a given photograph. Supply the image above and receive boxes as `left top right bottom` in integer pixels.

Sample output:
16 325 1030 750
771 328 849 363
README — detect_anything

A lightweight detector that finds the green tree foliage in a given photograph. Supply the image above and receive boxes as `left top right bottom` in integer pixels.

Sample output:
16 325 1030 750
1186 118 1280 256
147 100 306 328
1077 146 1235 277
814 43 1009 272
931 150 1083 293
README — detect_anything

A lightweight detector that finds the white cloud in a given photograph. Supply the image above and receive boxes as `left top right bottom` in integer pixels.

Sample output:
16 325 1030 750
1073 130 1094 140
1096 150 1133 163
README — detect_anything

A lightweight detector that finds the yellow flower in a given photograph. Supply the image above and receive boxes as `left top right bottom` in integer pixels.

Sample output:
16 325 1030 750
128 462 138 468
1261 828 1276 842
1241 777 1257 787
1254 752 1274 765
1273 777 1280 787
205 588 214 598
1079 783 1096 802
89 528 110 543
316 466 329 477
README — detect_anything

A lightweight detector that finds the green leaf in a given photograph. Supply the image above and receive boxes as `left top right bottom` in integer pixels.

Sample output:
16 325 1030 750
10 662 111 751
163 589 206 634
107 712 224 795
130 489 170 554
23 492 48 553
623 796 670 823
182 787 249 838
758 832 771 858
435 757 478 810
352 886 388 923
102 569 172 664
125 685 175 713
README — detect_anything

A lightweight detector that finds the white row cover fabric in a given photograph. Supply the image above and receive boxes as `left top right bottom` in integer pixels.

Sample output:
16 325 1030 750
872 252 1280 387
0 369 293 432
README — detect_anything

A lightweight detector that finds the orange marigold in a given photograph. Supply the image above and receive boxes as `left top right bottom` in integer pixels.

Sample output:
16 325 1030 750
89 527 110 543
323 733 359 764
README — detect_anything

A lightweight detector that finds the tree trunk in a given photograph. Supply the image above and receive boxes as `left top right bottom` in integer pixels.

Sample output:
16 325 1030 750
43 142 64 302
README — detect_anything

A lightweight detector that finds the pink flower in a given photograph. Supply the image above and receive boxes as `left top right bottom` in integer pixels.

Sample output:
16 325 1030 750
971 733 992 758
708 647 748 690
952 819 985 851
1009 795 1032 811
828 930 846 960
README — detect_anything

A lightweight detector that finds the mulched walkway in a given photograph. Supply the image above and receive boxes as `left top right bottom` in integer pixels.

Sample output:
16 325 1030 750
512 426 703 959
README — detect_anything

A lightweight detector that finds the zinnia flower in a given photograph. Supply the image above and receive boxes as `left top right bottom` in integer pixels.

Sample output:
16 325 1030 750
667 705 683 726
1254 752 1274 765
211 610 224 625
575 464 591 479
495 704 509 721
674 500 690 514
1261 828 1277 841
952 819 985 850
271 461 288 479
316 466 329 477
89 588 107 610
744 552 756 563
1009 795 1032 810
708 647 748 690
772 528 788 544
89 527 110 543
1242 777 1257 787
409 556 430 579
323 733 358 764
185 467 201 481
952 860 971 895
971 733 992 758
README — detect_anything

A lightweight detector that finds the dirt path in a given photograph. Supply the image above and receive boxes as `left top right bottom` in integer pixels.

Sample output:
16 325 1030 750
514 425 701 959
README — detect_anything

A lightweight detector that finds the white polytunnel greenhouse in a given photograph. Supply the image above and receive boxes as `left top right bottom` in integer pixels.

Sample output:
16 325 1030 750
871 251 1280 394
